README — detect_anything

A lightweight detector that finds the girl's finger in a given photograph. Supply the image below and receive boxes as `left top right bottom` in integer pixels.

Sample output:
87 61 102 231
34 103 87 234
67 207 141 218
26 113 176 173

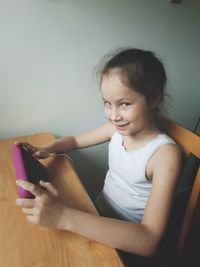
27 214 37 224
17 142 38 153
16 180 42 197
16 198 35 208
32 151 41 159
32 150 49 159
22 207 35 215
39 180 59 196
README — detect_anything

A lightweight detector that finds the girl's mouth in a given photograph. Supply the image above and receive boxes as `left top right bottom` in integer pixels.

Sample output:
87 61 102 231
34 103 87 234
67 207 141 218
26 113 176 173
115 123 129 130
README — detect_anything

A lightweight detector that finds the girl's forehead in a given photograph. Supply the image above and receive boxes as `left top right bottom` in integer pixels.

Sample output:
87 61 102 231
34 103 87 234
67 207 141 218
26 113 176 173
101 68 123 85
101 70 138 99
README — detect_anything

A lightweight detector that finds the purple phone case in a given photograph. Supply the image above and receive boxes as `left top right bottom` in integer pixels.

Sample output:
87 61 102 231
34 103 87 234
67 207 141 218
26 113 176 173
12 144 33 198
12 144 48 198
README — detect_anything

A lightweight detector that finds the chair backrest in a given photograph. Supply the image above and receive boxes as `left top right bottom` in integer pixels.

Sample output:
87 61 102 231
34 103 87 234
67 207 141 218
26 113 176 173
166 120 200 261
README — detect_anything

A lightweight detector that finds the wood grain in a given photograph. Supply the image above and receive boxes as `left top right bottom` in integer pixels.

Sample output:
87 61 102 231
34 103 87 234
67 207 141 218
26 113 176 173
0 133 124 267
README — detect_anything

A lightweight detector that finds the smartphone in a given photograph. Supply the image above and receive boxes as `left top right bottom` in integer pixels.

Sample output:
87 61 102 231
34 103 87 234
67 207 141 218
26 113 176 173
12 144 48 198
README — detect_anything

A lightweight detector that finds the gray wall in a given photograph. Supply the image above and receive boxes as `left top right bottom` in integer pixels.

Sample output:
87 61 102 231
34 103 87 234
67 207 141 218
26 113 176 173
0 0 199 199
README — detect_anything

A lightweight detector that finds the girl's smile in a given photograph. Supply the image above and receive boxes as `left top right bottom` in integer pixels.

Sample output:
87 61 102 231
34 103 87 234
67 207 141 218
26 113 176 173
114 122 130 131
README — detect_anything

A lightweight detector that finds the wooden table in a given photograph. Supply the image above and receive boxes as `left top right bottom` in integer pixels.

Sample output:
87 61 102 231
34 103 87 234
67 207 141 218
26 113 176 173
0 133 124 267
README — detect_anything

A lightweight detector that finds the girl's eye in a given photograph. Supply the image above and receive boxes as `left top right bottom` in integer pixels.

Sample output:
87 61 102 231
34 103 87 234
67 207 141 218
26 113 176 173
104 101 111 107
121 102 130 108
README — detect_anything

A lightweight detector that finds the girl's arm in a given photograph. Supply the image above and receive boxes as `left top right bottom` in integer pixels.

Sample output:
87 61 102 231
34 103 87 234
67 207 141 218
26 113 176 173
16 143 181 256
19 122 115 158
48 122 115 153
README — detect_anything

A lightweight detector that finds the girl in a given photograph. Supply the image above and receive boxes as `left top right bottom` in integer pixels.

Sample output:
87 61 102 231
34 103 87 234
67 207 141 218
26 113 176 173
16 48 181 259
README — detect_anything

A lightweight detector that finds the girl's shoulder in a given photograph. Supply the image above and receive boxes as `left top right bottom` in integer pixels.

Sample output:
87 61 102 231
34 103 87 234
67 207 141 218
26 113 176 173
146 134 182 183
152 132 181 158
156 132 175 143
150 134 182 169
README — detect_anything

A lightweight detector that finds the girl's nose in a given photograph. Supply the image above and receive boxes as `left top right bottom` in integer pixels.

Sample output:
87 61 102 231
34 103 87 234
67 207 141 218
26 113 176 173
110 108 122 122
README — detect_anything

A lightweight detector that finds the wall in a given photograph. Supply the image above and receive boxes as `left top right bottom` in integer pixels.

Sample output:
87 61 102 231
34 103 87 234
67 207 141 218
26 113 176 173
0 0 199 199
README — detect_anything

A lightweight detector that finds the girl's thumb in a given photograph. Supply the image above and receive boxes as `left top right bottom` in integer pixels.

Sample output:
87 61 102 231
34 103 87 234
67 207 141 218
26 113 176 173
39 180 59 196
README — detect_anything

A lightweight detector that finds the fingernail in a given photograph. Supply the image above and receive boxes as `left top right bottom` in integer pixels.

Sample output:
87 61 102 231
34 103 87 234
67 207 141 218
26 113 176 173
16 199 22 205
16 179 22 185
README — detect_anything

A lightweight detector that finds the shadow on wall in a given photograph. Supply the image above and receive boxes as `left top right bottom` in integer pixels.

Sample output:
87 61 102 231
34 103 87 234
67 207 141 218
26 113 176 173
68 148 108 201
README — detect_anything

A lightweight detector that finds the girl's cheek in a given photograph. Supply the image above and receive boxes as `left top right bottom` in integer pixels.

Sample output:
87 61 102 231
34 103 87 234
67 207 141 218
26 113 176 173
104 109 110 118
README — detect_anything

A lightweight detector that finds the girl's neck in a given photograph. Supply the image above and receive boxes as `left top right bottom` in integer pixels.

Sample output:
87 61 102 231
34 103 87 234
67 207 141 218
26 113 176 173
122 124 161 151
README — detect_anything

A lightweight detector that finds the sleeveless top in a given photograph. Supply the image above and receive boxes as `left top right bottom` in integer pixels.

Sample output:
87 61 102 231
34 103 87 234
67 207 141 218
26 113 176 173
102 132 176 223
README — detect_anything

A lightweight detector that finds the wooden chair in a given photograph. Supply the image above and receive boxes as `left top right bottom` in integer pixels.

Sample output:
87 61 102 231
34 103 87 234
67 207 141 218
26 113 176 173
146 120 200 267
165 120 200 266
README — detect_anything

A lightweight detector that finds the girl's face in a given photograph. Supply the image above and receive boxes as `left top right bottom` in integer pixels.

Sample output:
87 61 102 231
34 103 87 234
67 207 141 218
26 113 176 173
101 69 155 137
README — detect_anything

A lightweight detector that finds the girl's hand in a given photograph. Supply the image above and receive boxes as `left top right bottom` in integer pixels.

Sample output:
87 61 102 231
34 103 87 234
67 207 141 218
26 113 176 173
16 180 67 229
15 142 52 159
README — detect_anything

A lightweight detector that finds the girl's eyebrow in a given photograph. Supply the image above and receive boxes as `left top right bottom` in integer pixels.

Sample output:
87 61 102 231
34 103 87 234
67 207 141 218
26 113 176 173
102 97 132 102
120 98 132 102
102 97 108 102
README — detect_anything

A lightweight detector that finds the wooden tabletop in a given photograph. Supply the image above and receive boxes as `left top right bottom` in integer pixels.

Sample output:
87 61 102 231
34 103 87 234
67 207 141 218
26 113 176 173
0 133 124 267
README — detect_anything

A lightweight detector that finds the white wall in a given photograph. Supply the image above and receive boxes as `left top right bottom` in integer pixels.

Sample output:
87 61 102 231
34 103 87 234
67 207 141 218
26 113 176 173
0 0 199 198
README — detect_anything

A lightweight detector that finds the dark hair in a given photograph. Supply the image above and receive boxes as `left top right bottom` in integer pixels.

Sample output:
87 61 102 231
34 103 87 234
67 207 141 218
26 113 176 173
97 48 168 131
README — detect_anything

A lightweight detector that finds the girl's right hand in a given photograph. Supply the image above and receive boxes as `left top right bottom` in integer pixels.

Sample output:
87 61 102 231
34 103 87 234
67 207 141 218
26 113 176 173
16 142 52 159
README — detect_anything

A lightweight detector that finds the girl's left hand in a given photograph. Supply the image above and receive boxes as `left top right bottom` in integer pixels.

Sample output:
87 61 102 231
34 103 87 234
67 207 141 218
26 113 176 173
16 180 67 229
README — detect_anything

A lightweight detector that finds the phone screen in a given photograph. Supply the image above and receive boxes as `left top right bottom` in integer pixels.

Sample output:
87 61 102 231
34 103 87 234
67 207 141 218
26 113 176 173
20 146 48 184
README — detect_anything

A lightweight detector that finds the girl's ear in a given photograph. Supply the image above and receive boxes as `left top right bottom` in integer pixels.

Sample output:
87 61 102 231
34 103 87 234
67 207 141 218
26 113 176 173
150 95 162 109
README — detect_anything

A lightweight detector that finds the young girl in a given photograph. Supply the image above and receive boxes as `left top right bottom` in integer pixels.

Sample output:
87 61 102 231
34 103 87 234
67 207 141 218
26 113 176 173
16 48 181 258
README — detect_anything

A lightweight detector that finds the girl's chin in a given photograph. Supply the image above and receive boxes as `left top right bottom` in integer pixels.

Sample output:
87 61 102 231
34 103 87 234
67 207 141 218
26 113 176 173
116 128 130 135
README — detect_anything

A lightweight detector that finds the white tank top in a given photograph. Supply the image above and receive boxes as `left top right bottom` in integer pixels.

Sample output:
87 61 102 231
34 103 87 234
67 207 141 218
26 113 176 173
102 132 176 222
